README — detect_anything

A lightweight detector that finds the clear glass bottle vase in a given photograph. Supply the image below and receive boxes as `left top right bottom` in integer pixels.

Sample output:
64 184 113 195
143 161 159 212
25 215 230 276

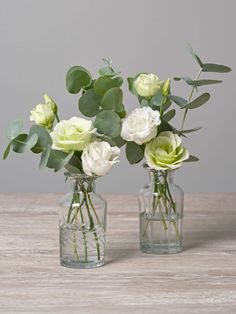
139 166 184 254
59 174 106 268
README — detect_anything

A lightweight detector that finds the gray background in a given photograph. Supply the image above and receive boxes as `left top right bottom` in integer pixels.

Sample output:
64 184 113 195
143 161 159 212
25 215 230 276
0 0 235 193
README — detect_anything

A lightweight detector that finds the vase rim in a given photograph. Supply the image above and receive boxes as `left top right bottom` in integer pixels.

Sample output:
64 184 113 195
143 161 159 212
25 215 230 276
143 163 176 173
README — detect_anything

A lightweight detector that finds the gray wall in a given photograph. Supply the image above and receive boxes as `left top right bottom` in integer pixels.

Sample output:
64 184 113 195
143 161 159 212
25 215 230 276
0 0 235 193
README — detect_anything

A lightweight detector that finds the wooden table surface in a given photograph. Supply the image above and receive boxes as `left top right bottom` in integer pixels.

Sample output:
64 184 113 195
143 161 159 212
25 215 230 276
0 193 236 314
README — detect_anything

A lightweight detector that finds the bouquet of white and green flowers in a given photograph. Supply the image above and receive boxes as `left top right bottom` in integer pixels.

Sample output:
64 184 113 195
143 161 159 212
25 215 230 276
3 59 126 268
120 46 231 254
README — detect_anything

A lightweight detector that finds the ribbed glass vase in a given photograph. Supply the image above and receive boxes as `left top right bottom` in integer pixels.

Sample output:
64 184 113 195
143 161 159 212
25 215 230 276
139 166 184 254
59 174 106 268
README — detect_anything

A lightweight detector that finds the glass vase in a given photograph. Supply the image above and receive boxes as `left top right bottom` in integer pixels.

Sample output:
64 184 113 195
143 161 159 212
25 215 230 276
59 174 106 268
139 166 184 254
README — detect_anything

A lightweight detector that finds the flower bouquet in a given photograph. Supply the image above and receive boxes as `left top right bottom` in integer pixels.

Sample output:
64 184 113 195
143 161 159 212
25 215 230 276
120 46 231 254
3 59 125 268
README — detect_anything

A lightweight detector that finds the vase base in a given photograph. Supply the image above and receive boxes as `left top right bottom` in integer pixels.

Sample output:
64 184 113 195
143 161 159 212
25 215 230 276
140 243 183 255
60 259 105 269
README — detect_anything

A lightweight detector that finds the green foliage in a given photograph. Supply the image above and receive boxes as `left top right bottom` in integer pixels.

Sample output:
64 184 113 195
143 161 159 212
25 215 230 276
66 66 92 94
169 95 187 107
182 93 210 109
112 135 126 148
177 127 202 135
202 63 231 73
187 44 203 67
126 142 144 164
29 125 52 154
79 89 101 117
11 133 38 153
184 155 199 162
39 145 51 169
187 79 222 87
6 119 23 140
3 143 11 160
94 111 121 139
98 66 121 77
101 87 124 112
46 149 74 172
94 76 123 96
163 109 176 122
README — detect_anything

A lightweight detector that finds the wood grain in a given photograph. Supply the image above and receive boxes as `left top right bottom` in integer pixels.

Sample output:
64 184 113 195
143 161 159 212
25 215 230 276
0 193 236 313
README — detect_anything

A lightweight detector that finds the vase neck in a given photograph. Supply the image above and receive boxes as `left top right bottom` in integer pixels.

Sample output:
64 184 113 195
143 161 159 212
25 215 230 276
148 169 174 186
68 176 97 194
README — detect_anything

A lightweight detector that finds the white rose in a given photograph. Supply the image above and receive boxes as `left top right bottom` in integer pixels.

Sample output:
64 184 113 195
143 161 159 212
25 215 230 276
30 103 55 129
51 117 96 152
134 73 163 98
121 107 161 145
82 141 120 176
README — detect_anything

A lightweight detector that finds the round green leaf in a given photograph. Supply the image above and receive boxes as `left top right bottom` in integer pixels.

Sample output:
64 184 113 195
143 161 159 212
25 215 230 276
94 76 123 96
39 145 51 169
66 66 92 94
101 87 123 112
126 142 144 164
79 89 101 117
29 125 52 154
6 119 23 140
94 110 121 138
12 133 38 153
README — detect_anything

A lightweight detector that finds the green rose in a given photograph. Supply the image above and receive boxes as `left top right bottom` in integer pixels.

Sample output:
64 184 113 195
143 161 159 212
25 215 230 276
30 103 55 129
50 117 96 153
134 73 163 98
145 131 189 170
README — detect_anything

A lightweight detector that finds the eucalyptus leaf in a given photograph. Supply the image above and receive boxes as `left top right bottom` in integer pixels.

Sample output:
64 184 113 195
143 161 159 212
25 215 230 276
6 119 24 140
140 99 149 107
112 135 126 148
150 90 164 107
12 133 38 153
162 99 172 112
202 63 231 73
184 155 199 162
118 110 126 118
79 89 101 117
186 79 222 86
126 142 144 165
127 77 138 96
101 87 123 112
66 66 92 94
163 109 176 122
54 151 74 172
29 125 52 154
47 149 74 172
169 95 187 107
65 154 83 173
39 145 51 169
98 66 121 77
3 142 11 160
94 110 121 138
187 43 203 67
182 93 210 109
94 76 123 96
177 127 202 134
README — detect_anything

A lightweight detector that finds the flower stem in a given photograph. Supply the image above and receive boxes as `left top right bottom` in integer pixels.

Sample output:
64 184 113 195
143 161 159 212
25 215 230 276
83 191 101 261
180 68 202 130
